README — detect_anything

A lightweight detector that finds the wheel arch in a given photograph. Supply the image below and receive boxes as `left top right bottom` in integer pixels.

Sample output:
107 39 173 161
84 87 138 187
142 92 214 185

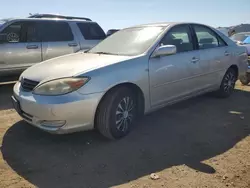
228 64 239 78
93 82 145 128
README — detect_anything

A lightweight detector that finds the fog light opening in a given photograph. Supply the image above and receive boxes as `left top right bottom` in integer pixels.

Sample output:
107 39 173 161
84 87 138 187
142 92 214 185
40 120 66 128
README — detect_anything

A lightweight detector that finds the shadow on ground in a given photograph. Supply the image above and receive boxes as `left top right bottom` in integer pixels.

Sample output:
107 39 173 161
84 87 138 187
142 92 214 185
2 90 250 188
0 84 15 111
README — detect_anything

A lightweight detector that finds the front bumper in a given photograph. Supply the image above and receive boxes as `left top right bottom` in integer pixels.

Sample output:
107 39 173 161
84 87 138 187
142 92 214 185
12 82 104 134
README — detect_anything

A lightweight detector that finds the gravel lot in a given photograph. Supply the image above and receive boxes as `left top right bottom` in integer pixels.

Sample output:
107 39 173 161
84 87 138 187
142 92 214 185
0 82 249 188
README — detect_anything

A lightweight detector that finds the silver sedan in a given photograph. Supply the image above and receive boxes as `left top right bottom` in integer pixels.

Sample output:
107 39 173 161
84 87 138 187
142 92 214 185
12 22 248 139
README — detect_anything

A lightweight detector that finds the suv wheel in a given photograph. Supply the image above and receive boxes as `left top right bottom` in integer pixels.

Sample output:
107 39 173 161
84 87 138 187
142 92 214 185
96 87 137 140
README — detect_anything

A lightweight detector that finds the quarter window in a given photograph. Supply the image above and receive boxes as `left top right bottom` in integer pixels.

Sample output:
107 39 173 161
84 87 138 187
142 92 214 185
39 22 74 42
160 25 194 53
77 22 106 40
193 25 226 49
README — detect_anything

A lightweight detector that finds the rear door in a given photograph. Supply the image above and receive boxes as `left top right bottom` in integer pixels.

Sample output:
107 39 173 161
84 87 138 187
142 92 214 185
191 24 229 88
76 22 106 51
0 21 42 70
39 21 80 61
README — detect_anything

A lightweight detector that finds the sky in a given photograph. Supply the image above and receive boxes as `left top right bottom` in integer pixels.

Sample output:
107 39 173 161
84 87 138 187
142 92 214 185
1 0 250 32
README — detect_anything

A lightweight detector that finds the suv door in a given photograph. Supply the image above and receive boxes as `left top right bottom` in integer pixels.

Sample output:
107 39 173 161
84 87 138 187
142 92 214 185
38 21 80 61
0 21 42 73
76 22 106 51
149 24 201 107
191 24 229 87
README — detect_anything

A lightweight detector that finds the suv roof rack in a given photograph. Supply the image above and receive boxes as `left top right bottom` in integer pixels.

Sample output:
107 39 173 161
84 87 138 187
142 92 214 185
28 14 92 21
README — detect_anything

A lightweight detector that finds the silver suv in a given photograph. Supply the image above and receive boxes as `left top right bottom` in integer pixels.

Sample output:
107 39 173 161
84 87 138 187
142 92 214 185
0 14 106 77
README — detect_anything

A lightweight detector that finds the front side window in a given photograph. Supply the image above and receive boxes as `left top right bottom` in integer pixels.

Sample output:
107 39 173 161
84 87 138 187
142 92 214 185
160 25 194 53
88 26 165 56
193 25 226 49
0 22 23 43
39 21 74 42
26 22 40 42
77 22 106 40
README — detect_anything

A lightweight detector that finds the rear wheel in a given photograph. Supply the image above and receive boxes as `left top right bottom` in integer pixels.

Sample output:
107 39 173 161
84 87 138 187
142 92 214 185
216 68 237 98
96 87 137 140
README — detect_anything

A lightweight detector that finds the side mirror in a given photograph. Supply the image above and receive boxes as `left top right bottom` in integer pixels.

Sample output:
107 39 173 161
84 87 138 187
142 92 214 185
151 45 177 58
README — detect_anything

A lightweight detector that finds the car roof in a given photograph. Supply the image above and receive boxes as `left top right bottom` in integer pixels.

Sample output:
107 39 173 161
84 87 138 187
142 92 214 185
125 22 212 29
5 17 95 23
234 32 250 35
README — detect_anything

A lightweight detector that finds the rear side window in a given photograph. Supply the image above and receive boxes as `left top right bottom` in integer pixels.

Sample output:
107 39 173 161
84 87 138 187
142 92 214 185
193 25 227 49
39 21 74 42
77 22 106 40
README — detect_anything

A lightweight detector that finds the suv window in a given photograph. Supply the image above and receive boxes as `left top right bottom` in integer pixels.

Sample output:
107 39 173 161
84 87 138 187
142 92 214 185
193 25 226 49
25 22 40 42
160 25 194 53
0 22 24 43
77 22 106 40
39 21 74 42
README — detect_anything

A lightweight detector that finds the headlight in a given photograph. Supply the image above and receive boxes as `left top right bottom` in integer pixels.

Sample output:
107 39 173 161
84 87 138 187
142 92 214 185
33 77 90 96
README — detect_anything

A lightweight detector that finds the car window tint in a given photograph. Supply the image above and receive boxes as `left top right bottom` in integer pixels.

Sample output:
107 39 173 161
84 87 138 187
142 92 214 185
40 21 73 42
77 22 106 40
193 25 225 49
160 25 194 53
26 23 40 42
0 22 23 43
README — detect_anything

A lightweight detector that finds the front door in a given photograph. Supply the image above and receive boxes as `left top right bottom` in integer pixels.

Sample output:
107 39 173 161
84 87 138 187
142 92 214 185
149 24 201 107
0 21 42 71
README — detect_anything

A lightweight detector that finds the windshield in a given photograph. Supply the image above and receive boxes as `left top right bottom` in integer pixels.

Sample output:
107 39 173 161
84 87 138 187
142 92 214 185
88 26 165 56
231 33 250 42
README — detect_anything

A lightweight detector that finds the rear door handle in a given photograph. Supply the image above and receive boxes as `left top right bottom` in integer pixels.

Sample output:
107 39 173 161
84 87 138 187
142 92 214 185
224 51 230 56
191 57 199 63
26 45 38 49
68 43 78 47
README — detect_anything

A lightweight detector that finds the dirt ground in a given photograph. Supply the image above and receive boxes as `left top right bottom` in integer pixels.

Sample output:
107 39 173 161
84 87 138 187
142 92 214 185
0 81 249 188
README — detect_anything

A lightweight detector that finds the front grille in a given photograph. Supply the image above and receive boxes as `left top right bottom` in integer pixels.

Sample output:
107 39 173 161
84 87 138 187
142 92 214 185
21 78 39 92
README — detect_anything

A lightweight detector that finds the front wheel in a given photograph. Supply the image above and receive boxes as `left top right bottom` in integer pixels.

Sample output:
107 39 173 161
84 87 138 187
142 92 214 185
96 87 137 140
216 68 237 98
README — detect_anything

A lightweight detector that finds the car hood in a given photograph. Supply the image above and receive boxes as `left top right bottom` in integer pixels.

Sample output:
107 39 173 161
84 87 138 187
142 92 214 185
21 52 134 82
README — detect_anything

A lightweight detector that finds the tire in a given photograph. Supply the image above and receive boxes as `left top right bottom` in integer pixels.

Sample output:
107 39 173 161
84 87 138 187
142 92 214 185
96 87 138 140
239 74 250 86
216 68 237 98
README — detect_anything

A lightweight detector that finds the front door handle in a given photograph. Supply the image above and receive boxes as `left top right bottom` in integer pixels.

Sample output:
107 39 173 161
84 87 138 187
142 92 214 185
68 43 78 47
224 51 230 56
191 57 199 63
26 45 38 49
